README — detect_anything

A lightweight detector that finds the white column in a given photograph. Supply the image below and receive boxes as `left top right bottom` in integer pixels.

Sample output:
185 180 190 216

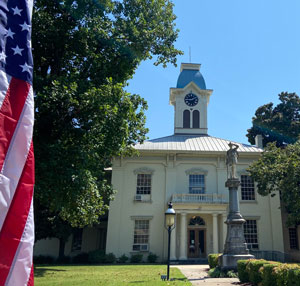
170 215 177 260
222 213 227 248
212 214 219 253
179 213 187 260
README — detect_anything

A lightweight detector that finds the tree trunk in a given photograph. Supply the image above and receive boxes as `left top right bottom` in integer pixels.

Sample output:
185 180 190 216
58 238 65 259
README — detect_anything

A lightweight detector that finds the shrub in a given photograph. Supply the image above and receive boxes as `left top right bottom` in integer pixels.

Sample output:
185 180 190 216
208 267 222 278
287 268 300 286
260 262 281 286
246 259 268 286
130 253 143 263
33 255 55 264
118 254 129 263
72 252 89 264
88 250 106 264
208 254 221 269
208 267 237 278
274 264 300 286
147 253 158 263
105 253 116 264
56 255 71 264
227 270 238 278
237 259 251 283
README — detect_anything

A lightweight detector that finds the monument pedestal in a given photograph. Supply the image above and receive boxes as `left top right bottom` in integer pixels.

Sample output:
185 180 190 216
219 178 254 270
219 254 254 270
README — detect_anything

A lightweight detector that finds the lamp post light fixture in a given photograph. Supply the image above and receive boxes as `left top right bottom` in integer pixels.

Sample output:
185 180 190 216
164 202 176 281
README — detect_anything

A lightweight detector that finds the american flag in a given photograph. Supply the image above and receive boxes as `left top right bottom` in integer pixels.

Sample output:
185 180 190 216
0 0 34 285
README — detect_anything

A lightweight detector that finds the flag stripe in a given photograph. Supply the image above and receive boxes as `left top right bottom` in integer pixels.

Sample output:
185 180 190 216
0 86 34 231
0 78 31 171
6 200 34 286
0 70 12 110
0 142 34 285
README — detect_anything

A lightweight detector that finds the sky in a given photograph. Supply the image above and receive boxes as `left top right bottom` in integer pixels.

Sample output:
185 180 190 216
126 0 300 144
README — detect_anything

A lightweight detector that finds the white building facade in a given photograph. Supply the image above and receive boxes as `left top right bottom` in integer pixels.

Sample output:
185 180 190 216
106 63 284 261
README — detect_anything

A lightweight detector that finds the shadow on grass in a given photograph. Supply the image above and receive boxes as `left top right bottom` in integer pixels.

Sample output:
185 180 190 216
34 267 66 278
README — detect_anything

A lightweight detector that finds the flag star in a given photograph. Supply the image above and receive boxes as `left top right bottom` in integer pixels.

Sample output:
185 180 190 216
0 51 7 62
20 62 32 73
12 45 24 56
12 6 22 16
5 28 15 39
20 22 31 32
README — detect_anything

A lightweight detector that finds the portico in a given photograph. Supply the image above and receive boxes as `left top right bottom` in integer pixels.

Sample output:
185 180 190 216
170 202 228 261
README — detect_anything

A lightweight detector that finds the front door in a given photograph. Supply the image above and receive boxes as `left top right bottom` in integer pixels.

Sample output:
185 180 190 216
188 229 206 258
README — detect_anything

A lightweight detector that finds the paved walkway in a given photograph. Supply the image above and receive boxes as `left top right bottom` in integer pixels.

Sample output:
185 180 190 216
172 265 240 286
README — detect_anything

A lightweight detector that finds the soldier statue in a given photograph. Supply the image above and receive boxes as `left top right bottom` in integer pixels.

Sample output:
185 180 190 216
226 142 239 179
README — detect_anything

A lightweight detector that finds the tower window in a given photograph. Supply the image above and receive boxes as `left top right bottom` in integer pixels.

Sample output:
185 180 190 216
183 110 190 128
192 110 200 128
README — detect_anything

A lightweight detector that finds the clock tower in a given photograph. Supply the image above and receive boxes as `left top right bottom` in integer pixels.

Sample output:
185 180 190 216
169 63 213 135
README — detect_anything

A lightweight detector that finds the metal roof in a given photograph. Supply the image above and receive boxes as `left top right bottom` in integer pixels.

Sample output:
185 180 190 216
135 134 262 153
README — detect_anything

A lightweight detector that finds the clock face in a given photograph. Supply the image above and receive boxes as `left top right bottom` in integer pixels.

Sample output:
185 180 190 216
184 93 198 107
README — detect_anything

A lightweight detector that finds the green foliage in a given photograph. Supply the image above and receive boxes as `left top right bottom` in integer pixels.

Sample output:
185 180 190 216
273 264 300 286
34 255 55 264
105 253 116 264
237 259 251 283
248 141 300 226
118 254 129 263
246 259 268 286
56 255 72 264
260 263 281 286
208 267 222 278
208 254 220 269
208 267 237 278
130 254 143 263
247 92 300 147
72 253 89 264
147 253 158 263
287 268 300 286
88 250 106 264
227 270 238 278
33 0 182 237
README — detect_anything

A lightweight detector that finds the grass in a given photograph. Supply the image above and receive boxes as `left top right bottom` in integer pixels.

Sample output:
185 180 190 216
34 264 191 286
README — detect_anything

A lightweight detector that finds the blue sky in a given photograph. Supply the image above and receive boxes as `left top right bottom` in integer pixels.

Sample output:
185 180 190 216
127 0 300 144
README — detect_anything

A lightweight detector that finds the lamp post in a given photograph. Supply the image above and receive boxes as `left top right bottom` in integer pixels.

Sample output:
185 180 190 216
164 202 176 281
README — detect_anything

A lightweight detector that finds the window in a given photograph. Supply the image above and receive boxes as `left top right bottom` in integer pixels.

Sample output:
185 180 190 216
241 175 255 200
183 110 190 128
133 220 149 251
192 110 200 128
72 228 83 251
136 174 151 195
189 174 205 194
289 228 298 250
244 220 259 249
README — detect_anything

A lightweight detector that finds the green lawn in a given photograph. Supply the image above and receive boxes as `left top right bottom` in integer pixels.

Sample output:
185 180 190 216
35 265 191 286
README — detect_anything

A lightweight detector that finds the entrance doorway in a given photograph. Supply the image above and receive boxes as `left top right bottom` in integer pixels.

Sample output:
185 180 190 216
188 229 206 258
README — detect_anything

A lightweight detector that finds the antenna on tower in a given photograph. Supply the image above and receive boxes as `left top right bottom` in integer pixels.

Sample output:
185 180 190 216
189 46 192 63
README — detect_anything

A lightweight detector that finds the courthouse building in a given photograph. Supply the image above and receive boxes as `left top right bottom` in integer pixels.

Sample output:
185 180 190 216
35 63 300 262
105 63 284 261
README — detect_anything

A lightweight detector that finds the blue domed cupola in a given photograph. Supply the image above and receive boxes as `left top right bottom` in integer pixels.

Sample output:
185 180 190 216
169 63 213 135
176 64 206 90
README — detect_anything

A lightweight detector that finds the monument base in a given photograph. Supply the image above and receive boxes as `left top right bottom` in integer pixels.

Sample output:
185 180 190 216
218 254 254 270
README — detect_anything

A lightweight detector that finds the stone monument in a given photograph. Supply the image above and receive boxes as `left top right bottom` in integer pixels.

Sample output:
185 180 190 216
219 142 254 270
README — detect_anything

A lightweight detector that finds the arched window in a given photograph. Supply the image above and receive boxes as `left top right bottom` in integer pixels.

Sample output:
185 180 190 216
189 216 205 226
193 110 200 128
183 110 190 128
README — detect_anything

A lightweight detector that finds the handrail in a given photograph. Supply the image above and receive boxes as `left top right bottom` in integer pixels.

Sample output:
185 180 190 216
172 193 227 204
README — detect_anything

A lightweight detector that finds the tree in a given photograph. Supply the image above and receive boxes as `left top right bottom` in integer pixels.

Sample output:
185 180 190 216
32 0 182 241
248 141 300 226
246 92 300 147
